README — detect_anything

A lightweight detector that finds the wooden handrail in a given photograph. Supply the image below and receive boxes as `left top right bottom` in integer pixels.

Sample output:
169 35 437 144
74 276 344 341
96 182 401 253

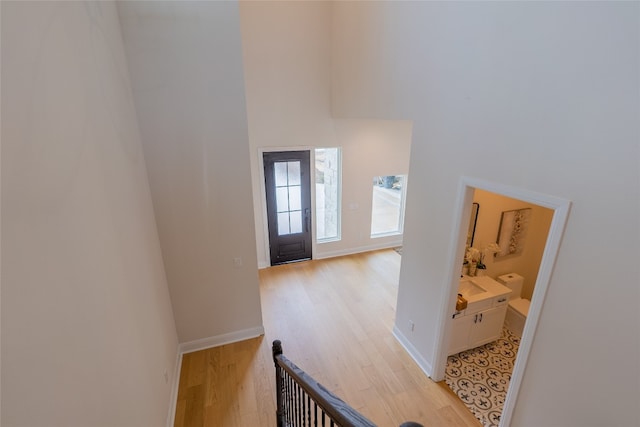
272 340 423 427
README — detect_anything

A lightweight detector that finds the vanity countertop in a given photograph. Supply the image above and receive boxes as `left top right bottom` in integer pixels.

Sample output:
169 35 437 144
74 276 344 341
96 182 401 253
459 275 512 303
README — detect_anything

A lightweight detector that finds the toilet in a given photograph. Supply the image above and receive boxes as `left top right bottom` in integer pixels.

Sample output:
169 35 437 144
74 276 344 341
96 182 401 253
497 273 530 337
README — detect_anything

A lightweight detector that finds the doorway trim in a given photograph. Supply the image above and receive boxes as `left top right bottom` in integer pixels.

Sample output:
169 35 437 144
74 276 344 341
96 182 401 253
257 147 316 268
432 176 571 427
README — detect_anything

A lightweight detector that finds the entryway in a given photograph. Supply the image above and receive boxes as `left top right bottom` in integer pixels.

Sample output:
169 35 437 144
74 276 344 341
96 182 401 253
263 151 312 265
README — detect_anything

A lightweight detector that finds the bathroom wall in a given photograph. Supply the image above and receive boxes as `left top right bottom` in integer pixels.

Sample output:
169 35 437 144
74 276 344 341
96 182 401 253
471 189 554 300
1 2 179 425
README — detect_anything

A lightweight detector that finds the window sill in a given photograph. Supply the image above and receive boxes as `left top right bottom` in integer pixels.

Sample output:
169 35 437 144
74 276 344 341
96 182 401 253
370 231 403 239
317 237 341 244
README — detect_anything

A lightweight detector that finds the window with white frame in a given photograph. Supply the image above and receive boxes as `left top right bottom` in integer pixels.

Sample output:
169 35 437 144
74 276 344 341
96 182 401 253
370 175 407 236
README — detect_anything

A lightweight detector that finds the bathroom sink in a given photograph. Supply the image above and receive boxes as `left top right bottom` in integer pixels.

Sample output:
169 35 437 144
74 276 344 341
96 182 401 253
454 276 513 320
458 280 487 297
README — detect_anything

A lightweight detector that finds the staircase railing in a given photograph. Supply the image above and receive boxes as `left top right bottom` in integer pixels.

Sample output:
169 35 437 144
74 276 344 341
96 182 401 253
272 340 424 427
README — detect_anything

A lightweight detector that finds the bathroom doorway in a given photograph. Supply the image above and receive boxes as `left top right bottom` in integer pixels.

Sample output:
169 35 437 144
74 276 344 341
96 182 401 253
445 188 553 426
432 177 571 427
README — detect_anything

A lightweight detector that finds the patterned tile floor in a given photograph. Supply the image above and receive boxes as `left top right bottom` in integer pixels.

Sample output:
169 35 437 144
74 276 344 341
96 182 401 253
445 328 521 427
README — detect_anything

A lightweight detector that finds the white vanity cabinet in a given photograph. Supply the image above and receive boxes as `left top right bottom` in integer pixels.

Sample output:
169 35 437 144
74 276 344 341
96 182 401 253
449 313 477 355
468 305 507 349
448 277 511 355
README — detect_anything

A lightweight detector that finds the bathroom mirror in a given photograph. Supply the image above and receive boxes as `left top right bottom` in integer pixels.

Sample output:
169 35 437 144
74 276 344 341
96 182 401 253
467 202 479 247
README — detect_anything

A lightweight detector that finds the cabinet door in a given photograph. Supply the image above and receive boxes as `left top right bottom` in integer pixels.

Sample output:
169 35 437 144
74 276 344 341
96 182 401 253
469 306 507 348
448 315 474 355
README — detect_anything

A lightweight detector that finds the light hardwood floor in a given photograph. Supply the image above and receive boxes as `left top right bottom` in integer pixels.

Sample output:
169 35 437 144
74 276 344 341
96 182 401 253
174 249 481 427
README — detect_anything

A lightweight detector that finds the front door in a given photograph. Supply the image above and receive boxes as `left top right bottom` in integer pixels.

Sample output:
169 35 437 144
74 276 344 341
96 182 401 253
263 151 312 265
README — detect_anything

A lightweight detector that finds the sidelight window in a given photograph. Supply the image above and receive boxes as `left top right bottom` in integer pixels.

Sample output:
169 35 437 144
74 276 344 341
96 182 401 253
315 148 341 242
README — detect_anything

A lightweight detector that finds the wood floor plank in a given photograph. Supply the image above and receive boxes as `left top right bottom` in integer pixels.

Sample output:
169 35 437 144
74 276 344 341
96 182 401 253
358 386 399 426
174 249 480 427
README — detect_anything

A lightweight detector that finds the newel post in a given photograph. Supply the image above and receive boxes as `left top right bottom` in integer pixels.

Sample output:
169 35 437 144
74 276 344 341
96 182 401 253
272 340 284 427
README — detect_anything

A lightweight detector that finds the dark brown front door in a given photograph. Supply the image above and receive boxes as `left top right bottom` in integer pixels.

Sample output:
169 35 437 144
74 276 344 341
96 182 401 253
263 151 312 265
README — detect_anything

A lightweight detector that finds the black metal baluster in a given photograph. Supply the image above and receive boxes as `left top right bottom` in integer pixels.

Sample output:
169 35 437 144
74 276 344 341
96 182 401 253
286 374 292 425
313 402 318 427
297 383 302 426
273 341 284 427
290 376 295 425
293 382 298 426
301 389 306 426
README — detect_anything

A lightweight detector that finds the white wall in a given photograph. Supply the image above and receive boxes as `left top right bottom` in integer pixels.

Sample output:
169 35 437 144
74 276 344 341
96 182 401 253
331 1 398 119
240 0 333 267
323 119 412 259
1 2 179 425
333 2 639 425
117 1 264 344
239 1 412 267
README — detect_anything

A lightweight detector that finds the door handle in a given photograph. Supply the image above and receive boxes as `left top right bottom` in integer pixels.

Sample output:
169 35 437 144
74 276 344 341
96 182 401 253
304 209 310 232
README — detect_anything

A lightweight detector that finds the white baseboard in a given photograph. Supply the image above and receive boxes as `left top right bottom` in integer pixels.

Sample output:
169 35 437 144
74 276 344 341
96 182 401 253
257 241 402 269
166 347 182 427
178 325 266 355
314 240 402 261
392 325 433 378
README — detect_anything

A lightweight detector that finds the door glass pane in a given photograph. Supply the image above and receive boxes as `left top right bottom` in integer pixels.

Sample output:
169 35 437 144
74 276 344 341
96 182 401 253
287 161 301 186
277 212 290 235
275 162 287 187
272 157 305 236
276 187 289 212
290 211 302 233
289 185 301 211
